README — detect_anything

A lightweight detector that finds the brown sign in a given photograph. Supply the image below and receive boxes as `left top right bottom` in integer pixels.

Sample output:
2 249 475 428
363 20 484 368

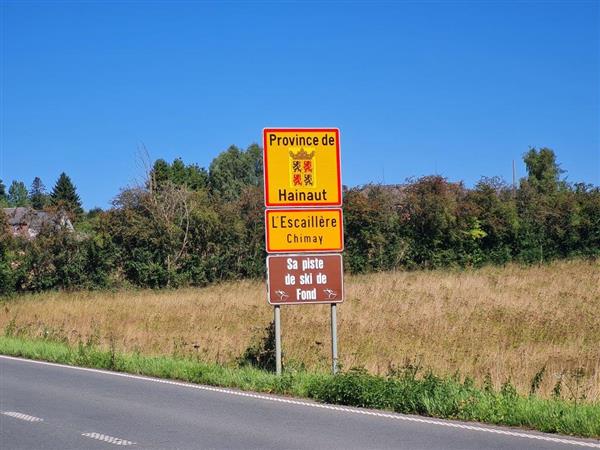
267 254 343 305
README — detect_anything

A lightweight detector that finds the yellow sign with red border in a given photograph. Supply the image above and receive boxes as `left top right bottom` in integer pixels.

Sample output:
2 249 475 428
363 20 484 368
263 128 342 207
265 208 344 253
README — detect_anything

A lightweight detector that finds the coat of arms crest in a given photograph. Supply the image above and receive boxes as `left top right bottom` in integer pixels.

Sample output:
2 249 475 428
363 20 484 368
289 148 316 188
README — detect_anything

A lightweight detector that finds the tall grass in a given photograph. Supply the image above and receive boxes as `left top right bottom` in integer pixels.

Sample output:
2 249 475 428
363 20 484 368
1 259 599 399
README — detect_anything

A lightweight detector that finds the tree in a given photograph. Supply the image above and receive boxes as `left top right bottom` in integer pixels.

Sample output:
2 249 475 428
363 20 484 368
517 148 569 262
208 144 262 202
468 177 518 263
149 158 208 192
8 181 29 207
170 158 208 190
574 183 600 257
523 147 564 194
150 159 171 190
0 209 15 295
30 177 48 209
0 179 7 206
51 172 83 217
344 185 405 272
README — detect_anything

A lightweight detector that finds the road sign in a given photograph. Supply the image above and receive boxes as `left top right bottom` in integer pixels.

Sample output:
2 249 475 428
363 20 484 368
267 254 344 305
263 128 342 207
265 208 343 253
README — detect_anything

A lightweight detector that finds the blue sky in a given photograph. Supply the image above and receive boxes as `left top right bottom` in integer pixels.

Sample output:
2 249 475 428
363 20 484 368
2 1 598 209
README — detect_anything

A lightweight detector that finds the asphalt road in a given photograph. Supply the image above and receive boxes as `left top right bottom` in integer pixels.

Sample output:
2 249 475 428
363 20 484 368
1 356 599 450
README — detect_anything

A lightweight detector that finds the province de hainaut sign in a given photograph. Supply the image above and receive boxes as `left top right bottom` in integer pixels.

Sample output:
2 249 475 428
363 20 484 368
263 128 342 208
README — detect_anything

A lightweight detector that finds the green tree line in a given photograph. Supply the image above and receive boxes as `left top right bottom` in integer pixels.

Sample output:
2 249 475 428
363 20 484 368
0 173 83 215
1 146 598 294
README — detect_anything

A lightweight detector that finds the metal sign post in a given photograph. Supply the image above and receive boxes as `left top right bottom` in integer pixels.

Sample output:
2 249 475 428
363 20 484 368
274 305 282 376
331 303 338 374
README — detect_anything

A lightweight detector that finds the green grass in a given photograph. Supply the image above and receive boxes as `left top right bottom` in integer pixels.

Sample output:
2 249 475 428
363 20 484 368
1 335 599 440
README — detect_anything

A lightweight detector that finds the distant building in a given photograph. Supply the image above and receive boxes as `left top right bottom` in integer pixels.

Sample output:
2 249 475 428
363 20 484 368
2 207 74 239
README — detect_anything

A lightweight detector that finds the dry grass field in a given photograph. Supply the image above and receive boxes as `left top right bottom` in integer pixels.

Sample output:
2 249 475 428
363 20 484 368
1 259 599 399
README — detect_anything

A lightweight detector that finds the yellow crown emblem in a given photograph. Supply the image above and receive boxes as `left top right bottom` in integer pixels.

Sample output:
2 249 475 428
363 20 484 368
289 148 315 160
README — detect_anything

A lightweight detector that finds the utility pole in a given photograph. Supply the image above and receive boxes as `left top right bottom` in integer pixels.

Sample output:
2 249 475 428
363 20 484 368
512 159 516 197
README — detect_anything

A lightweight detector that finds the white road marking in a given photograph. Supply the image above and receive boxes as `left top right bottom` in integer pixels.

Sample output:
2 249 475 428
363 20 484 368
2 355 599 448
2 411 44 422
82 432 135 446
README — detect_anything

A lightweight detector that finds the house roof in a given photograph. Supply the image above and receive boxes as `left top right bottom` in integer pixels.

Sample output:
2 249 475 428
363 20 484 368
2 207 74 234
